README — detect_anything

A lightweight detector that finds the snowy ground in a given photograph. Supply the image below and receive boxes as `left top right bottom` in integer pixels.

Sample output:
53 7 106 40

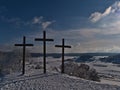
1 70 120 90
86 56 120 86
0 56 120 90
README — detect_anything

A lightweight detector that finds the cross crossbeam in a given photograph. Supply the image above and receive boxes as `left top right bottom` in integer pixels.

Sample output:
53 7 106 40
15 44 33 46
55 39 71 73
35 31 54 73
35 38 54 41
14 36 33 75
55 45 71 48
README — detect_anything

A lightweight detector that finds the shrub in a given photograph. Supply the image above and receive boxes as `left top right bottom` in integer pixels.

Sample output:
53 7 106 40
64 62 100 82
35 64 42 69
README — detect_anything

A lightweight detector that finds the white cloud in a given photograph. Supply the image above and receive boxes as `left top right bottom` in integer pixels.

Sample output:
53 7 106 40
0 16 54 29
32 16 43 24
103 7 112 16
90 1 120 23
42 21 55 30
31 16 55 29
89 6 112 23
11 25 120 53
89 12 102 22
27 28 120 53
6 1 120 53
88 1 120 49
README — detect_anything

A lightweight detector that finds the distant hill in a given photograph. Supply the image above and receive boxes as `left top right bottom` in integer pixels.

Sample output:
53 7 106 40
100 54 120 64
75 54 93 62
30 53 118 57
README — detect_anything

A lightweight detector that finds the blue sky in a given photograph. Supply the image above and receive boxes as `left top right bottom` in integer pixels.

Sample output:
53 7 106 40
0 0 120 53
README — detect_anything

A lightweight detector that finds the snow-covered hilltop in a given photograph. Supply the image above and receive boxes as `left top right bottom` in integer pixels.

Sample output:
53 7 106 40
0 56 120 90
0 71 120 90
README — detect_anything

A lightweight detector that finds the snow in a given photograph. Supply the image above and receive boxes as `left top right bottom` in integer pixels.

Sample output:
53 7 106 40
101 79 120 86
86 57 120 86
0 56 120 90
1 72 120 90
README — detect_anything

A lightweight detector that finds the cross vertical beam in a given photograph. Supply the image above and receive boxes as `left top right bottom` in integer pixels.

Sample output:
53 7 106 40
43 31 46 74
55 39 71 73
35 31 54 73
23 36 25 75
14 36 33 75
62 39 65 74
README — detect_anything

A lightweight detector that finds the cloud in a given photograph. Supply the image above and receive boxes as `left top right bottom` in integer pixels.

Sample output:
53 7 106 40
27 27 120 53
10 25 120 53
90 1 120 23
5 1 120 53
89 6 112 22
32 16 43 24
31 16 55 29
42 21 55 30
88 1 120 39
0 16 54 29
87 1 120 52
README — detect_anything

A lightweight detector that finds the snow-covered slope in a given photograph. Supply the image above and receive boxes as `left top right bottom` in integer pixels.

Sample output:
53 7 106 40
0 71 120 90
0 56 120 90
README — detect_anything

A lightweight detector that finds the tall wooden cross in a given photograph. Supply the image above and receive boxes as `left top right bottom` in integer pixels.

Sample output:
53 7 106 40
14 36 33 75
35 31 54 73
55 39 71 73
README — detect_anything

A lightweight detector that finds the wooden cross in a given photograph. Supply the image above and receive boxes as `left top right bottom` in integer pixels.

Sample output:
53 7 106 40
35 31 54 73
14 36 33 75
55 39 71 73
